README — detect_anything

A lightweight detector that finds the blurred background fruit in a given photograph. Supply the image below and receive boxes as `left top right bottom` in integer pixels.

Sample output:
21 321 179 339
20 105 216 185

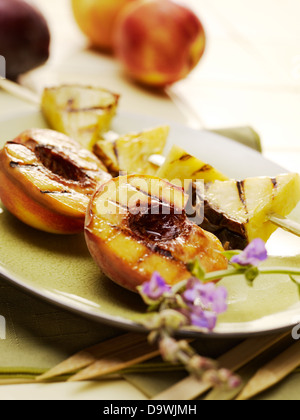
71 0 138 51
0 0 50 80
113 0 206 87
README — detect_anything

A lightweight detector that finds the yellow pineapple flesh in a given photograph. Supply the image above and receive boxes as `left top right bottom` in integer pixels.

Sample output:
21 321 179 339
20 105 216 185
41 85 120 150
156 145 229 186
201 173 300 249
93 126 169 176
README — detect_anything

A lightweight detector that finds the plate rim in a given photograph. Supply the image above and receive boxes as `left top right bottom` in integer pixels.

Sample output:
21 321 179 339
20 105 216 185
0 263 296 339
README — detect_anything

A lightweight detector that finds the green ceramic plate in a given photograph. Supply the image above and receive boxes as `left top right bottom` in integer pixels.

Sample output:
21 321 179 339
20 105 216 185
1 107 300 338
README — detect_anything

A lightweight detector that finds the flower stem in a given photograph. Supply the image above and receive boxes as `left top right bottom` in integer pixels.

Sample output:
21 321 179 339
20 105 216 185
171 269 245 294
202 267 300 284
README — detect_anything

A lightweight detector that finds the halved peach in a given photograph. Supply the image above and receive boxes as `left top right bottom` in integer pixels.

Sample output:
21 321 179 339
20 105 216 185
85 175 228 292
0 129 111 234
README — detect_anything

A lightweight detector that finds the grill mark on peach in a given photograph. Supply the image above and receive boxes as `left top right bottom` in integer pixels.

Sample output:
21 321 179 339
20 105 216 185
133 186 164 204
34 145 88 183
98 218 183 264
105 195 181 218
9 136 108 186
40 190 70 195
106 199 129 212
32 145 102 195
9 145 97 193
151 246 173 258
128 184 184 209
106 183 183 213
9 162 39 169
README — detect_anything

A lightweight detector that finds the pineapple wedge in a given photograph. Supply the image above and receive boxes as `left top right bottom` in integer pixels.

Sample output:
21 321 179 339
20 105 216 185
200 173 300 249
93 126 169 176
41 85 120 150
157 145 229 185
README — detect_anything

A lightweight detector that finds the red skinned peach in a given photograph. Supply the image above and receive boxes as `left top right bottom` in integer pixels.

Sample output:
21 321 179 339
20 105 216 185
113 0 206 87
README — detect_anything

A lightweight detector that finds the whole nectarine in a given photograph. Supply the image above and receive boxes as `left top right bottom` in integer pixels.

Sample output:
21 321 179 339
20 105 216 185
113 0 206 87
71 0 138 51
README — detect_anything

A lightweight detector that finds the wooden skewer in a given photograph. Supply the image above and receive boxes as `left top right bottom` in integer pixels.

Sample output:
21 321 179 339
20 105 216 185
236 340 300 400
268 214 300 238
0 78 40 106
67 340 160 382
152 331 289 400
36 333 148 382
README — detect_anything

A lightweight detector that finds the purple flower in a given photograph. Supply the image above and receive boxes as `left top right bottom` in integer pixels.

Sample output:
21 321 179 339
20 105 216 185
183 279 228 314
231 238 268 267
141 272 172 301
189 307 218 331
183 279 228 331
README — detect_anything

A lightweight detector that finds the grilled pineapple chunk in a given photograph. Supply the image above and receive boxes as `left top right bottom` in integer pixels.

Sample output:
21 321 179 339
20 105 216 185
157 145 229 185
201 173 300 249
93 126 169 176
41 85 120 150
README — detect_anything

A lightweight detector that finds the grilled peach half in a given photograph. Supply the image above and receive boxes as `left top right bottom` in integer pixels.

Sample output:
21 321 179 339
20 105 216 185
85 175 228 292
0 129 111 234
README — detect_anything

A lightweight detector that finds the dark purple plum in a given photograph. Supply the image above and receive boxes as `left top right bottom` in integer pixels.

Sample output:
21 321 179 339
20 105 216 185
0 0 50 80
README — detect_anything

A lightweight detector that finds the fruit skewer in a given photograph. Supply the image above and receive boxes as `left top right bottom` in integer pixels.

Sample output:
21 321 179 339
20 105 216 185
149 153 300 242
1 78 300 242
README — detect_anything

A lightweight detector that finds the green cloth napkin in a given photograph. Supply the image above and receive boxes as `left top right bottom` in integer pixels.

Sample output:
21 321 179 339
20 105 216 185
0 280 123 378
0 126 266 394
212 126 262 153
